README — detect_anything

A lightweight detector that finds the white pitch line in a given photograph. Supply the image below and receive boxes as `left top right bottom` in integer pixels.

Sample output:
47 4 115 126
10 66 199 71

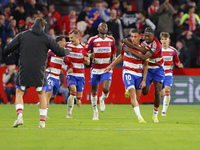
0 128 200 131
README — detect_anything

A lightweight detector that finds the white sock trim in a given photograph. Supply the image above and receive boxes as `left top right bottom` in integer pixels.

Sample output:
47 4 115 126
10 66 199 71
39 109 47 116
133 106 142 120
16 104 24 111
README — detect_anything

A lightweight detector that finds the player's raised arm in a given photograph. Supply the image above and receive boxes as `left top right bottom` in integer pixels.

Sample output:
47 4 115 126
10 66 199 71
48 37 70 56
105 54 123 73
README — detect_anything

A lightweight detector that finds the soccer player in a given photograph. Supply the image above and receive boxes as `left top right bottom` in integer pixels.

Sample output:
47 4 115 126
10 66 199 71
4 17 70 128
159 32 183 116
123 27 164 123
45 35 73 117
105 29 148 123
65 30 90 118
85 22 116 120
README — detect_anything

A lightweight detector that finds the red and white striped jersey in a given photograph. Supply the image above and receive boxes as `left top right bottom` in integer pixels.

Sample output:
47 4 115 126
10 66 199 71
46 50 72 79
162 46 180 76
85 35 116 74
141 37 163 69
121 43 147 77
65 42 87 77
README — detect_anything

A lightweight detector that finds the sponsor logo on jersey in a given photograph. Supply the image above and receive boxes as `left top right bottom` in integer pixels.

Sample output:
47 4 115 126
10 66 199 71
97 48 110 52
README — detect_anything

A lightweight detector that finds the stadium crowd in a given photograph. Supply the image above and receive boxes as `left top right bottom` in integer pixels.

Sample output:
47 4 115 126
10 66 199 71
0 0 200 68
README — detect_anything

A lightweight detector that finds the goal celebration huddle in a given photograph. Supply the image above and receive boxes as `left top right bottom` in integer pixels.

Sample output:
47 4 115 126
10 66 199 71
4 17 183 128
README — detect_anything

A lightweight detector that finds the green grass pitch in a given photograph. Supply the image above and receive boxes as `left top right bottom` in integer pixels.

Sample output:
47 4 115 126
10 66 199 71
0 104 200 150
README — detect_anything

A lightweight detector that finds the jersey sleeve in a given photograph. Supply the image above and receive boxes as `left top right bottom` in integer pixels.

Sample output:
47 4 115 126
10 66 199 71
64 56 73 69
82 46 87 56
149 38 162 55
47 50 53 58
173 49 180 66
85 37 94 52
120 43 126 55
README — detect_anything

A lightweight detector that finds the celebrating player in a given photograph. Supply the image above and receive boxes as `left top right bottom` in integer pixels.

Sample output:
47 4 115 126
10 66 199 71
123 27 164 123
45 35 73 117
4 18 70 128
105 29 148 123
85 22 116 120
160 32 183 116
65 30 90 118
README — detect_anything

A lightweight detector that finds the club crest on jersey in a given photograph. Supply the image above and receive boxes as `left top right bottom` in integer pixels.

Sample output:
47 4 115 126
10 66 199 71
151 48 156 52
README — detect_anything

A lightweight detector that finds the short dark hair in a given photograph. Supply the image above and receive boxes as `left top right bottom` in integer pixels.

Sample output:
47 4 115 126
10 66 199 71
34 17 47 27
131 28 141 34
160 32 170 39
55 35 65 42
139 10 146 17
177 39 185 45
144 27 154 33
69 30 80 36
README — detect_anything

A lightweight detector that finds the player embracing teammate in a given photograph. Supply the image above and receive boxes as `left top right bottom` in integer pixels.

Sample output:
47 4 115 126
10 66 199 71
123 27 164 123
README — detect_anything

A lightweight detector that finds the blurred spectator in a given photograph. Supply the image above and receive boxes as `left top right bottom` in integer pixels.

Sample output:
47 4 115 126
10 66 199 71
121 1 138 37
6 18 18 37
180 6 200 32
120 0 127 14
4 4 12 21
2 65 16 104
11 5 27 26
111 0 121 18
47 4 61 34
87 0 110 35
137 9 156 33
9 0 17 13
176 39 191 68
38 10 49 33
23 0 37 16
148 0 160 16
174 10 184 38
78 3 92 22
17 19 26 33
77 21 89 43
0 14 7 44
48 28 55 39
61 10 77 36
25 16 34 30
107 9 123 45
157 0 174 36
178 30 200 68
0 0 10 6
32 10 39 20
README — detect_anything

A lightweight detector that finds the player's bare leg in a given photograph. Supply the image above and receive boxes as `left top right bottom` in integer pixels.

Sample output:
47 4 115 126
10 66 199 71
162 86 171 116
152 81 162 123
13 88 25 127
38 90 47 128
129 88 146 123
142 86 151 95
67 84 76 118
45 91 53 118
99 80 111 112
76 92 83 107
91 85 99 120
